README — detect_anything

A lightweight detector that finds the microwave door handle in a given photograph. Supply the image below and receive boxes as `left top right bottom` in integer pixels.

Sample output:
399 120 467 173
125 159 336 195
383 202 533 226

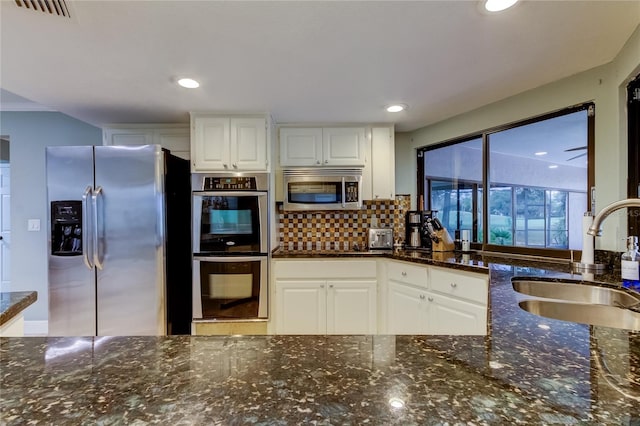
341 177 346 208
81 186 94 270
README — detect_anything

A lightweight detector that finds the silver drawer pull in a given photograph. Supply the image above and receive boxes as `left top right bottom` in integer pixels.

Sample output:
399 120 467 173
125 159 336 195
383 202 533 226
450 283 457 288
420 294 425 300
401 271 407 276
428 297 434 302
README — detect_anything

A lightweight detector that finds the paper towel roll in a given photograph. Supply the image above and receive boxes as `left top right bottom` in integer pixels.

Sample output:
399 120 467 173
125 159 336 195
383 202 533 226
581 214 595 265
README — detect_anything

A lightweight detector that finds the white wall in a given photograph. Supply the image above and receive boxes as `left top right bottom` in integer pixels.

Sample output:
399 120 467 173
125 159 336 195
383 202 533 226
0 112 101 322
398 24 640 251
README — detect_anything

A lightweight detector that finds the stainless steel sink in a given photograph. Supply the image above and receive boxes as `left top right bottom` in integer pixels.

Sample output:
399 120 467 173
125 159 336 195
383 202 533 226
519 299 640 331
512 279 640 331
512 279 640 308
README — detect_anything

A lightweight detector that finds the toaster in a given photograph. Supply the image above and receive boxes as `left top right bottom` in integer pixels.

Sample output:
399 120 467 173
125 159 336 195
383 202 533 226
367 228 394 250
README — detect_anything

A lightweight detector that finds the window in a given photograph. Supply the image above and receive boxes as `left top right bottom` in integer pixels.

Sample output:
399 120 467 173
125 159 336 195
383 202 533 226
419 104 593 254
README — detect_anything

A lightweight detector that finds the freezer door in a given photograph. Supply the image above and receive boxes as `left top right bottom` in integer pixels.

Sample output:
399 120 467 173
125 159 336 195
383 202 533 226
94 145 166 335
46 146 96 336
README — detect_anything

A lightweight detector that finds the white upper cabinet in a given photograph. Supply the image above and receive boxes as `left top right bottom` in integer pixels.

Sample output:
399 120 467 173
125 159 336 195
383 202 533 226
103 125 190 160
279 128 323 166
191 114 268 172
370 126 395 200
280 127 366 167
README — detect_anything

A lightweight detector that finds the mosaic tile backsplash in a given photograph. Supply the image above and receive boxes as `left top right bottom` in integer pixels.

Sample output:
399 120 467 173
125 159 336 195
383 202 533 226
278 195 411 250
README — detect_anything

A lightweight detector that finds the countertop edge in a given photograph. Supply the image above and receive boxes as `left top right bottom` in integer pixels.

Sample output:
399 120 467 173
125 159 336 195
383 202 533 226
0 291 38 327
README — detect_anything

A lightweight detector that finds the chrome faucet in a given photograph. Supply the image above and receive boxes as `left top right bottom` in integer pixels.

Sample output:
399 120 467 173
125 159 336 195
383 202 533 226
587 198 640 236
575 197 640 273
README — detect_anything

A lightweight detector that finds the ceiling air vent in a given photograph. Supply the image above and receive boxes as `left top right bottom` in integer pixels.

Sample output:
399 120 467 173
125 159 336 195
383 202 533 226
14 0 72 18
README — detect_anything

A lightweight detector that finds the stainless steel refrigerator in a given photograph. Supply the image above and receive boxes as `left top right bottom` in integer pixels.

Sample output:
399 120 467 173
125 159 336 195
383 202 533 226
46 145 191 336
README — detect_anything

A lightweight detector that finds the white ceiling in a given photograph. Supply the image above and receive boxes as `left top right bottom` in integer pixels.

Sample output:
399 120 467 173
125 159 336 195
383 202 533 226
0 1 638 132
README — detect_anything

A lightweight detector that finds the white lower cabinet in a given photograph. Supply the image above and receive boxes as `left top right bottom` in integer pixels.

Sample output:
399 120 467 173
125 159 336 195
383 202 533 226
387 280 428 334
385 260 488 335
273 260 377 335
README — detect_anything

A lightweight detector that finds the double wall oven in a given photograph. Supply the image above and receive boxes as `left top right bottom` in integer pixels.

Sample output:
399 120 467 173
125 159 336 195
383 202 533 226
192 173 269 321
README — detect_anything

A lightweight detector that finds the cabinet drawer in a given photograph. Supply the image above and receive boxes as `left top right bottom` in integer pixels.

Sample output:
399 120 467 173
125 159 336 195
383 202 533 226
274 260 377 279
429 267 488 305
387 261 428 288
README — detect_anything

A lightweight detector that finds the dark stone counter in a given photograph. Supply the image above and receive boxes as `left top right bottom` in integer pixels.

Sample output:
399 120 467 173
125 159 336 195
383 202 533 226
1 256 638 424
0 291 37 327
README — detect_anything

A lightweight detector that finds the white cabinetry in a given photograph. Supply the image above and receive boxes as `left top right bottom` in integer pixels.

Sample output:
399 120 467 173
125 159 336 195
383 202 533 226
279 127 366 167
370 126 395 200
103 125 190 160
385 261 488 335
191 114 268 172
273 260 377 335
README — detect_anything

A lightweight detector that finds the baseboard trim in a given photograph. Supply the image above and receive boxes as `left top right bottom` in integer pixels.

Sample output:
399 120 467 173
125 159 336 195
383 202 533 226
24 320 48 336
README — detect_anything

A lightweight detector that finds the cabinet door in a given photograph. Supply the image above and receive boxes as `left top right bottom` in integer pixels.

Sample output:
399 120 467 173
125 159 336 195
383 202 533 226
276 280 326 334
327 280 377 334
156 128 190 160
231 117 267 171
280 128 323 167
427 293 487 335
371 127 395 200
103 129 154 146
387 281 427 334
192 117 230 171
322 128 366 167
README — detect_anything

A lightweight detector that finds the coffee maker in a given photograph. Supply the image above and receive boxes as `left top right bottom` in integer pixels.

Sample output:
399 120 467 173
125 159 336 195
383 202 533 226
405 210 435 250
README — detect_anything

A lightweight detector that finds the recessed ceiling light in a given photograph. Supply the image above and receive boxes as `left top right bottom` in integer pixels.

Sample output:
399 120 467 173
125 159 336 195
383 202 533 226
386 104 407 113
535 151 547 156
484 0 518 12
548 165 559 169
177 78 200 89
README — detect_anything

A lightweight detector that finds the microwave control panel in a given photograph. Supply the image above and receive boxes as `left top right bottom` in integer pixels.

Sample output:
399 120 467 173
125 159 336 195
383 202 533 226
203 177 256 190
345 181 359 202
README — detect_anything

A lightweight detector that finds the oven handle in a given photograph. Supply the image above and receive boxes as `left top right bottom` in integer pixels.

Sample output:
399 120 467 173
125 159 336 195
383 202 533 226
194 255 268 263
193 191 267 197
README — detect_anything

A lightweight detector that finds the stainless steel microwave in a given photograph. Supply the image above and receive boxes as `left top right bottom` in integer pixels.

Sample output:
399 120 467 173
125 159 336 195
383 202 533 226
283 168 363 211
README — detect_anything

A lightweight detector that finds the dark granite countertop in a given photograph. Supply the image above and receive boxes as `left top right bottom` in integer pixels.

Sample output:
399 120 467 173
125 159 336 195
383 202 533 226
1 258 639 424
0 291 37 327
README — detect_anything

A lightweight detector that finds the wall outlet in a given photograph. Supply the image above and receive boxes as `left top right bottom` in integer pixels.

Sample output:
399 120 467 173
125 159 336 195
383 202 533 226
28 219 40 232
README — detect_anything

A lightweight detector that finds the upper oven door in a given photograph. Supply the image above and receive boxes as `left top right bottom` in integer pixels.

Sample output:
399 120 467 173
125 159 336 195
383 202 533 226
193 191 268 255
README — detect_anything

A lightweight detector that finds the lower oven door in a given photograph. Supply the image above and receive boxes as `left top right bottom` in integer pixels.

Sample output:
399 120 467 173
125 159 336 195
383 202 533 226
192 256 268 320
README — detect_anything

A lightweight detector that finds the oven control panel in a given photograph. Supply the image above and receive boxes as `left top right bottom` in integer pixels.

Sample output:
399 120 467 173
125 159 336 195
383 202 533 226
203 177 257 190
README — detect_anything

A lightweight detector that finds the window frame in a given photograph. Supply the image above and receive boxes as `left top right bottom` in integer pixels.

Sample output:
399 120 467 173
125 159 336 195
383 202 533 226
417 102 595 259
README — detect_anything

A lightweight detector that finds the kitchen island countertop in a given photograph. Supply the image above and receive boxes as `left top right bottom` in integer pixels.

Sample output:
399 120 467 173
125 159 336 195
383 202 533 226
1 257 638 424
0 291 37 328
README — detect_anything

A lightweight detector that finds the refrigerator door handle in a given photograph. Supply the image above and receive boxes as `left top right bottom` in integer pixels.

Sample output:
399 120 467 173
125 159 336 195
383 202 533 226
92 186 105 270
81 186 94 270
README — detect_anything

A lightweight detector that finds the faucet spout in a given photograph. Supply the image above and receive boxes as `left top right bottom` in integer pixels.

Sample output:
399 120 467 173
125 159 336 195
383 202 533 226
588 198 640 236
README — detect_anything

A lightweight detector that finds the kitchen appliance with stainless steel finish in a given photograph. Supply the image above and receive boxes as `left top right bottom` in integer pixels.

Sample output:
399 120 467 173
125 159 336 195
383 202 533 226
191 173 269 321
46 145 192 336
367 227 393 250
405 210 436 250
283 168 362 211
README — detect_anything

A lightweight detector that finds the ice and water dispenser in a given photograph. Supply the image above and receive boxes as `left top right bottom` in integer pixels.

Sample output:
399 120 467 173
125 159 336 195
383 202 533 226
50 201 83 256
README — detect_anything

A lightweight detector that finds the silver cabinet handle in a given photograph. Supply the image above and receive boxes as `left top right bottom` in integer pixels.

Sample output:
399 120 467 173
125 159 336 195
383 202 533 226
420 294 425 300
233 163 238 168
81 186 94 270
320 284 325 288
428 297 434 302
324 159 329 164
450 283 457 288
92 186 104 270
329 284 334 288
223 164 228 169
316 160 321 165
401 271 407 276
